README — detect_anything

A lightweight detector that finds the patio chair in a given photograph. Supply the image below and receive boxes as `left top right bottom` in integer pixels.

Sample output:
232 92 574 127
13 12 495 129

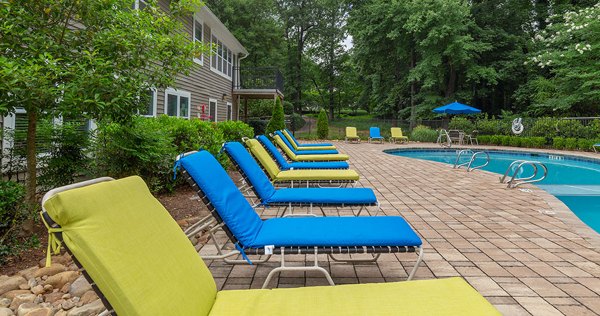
225 141 358 187
273 134 350 162
368 127 385 144
257 135 349 170
389 127 409 144
40 175 500 315
282 129 336 150
466 130 479 145
274 131 339 155
594 143 600 153
345 127 361 143
448 130 464 145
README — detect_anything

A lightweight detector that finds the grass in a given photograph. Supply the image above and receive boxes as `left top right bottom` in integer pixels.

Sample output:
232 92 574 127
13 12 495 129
299 115 411 140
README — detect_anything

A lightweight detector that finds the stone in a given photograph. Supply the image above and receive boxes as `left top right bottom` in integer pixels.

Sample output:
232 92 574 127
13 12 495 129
33 295 43 304
17 285 28 291
33 265 65 279
31 286 44 296
17 268 38 281
9 294 36 310
22 307 55 316
1 291 31 300
0 307 14 316
0 298 10 308
42 286 51 293
61 300 75 310
67 278 90 298
44 273 78 291
59 284 69 295
60 295 69 300
0 276 27 296
16 302 38 316
43 292 62 304
77 292 96 306
26 280 37 290
54 311 66 316
66 300 104 316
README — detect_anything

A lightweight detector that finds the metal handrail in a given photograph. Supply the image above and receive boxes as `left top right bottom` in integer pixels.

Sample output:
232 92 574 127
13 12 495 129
500 160 548 188
437 129 452 148
466 151 490 172
453 149 474 169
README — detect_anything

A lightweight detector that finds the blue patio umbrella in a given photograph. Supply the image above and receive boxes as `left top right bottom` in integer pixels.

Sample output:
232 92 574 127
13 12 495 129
433 101 481 115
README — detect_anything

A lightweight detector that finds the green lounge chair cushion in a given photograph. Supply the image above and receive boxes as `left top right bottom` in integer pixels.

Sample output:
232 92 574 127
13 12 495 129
210 277 500 316
43 176 217 316
274 135 349 161
282 130 337 150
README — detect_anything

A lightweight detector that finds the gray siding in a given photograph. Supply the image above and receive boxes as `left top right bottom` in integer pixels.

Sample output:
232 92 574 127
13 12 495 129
155 1 238 122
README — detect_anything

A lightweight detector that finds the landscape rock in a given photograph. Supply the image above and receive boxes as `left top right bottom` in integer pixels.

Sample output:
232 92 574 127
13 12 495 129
67 278 90 299
43 293 62 305
9 294 36 310
26 280 37 290
30 286 44 296
0 298 10 308
0 307 14 316
0 277 27 296
33 266 65 279
44 273 78 291
53 311 67 316
16 302 38 316
41 286 51 294
66 300 104 316
76 292 96 306
33 296 43 304
17 268 38 281
1 291 31 300
60 300 74 311
22 307 55 316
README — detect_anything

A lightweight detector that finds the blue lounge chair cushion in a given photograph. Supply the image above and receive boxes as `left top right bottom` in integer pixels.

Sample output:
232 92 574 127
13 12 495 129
275 131 339 154
267 188 377 205
257 135 349 170
222 142 276 201
370 127 384 139
285 129 333 147
251 216 422 248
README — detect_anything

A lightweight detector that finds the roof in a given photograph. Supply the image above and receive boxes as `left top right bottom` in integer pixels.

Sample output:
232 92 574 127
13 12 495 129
196 6 249 57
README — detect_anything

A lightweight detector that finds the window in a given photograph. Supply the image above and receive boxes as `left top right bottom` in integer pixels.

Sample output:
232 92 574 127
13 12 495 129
226 102 232 121
208 98 217 122
193 17 203 65
2 108 53 153
210 33 233 79
140 89 157 117
164 89 191 119
134 0 148 10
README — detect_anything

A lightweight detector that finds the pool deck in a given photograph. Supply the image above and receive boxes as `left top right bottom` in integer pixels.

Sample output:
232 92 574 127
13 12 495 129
201 141 600 316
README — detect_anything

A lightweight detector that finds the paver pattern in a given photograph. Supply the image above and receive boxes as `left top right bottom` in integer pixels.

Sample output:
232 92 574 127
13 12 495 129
201 141 600 316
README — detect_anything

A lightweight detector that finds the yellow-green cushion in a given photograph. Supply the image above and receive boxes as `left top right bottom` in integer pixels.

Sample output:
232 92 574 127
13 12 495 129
209 277 500 316
277 169 359 182
43 176 217 316
274 135 349 161
246 139 282 179
282 130 337 150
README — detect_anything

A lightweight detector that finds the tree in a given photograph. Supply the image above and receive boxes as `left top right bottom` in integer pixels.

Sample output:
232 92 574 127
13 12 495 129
316 109 329 139
0 0 206 207
266 98 286 136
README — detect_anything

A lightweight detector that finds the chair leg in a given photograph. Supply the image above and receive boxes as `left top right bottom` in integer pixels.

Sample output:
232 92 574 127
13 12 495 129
407 246 425 281
262 248 335 289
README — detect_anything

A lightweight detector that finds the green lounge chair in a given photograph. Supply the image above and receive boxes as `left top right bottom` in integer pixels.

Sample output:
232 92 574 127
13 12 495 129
273 134 350 161
281 129 337 151
345 127 360 143
389 127 409 144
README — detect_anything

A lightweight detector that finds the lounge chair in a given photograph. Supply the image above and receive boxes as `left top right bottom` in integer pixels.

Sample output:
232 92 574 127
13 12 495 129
368 127 385 144
225 141 358 187
593 143 600 153
273 134 350 162
257 135 349 170
389 127 409 144
345 126 361 143
466 130 479 145
273 131 339 155
40 175 500 315
281 129 336 150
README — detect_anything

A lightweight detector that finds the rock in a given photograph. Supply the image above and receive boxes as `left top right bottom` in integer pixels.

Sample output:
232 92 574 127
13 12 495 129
54 311 67 316
30 286 44 296
17 285 28 291
1 290 31 300
0 298 10 308
0 307 14 316
44 272 78 291
59 284 69 295
0 276 27 296
66 300 104 316
34 265 65 279
43 292 62 305
33 295 43 304
67 278 90 298
42 286 51 293
16 302 38 316
60 295 69 300
27 280 37 290
22 307 55 316
77 292 96 306
17 268 38 282
61 300 75 310
9 294 36 310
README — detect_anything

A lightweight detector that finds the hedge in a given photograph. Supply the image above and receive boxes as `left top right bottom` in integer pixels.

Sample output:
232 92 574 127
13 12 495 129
477 135 599 152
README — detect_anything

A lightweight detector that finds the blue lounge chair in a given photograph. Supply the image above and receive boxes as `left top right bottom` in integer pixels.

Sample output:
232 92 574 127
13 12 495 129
274 131 339 155
177 150 424 288
257 135 349 170
594 143 600 153
283 129 334 147
369 127 384 144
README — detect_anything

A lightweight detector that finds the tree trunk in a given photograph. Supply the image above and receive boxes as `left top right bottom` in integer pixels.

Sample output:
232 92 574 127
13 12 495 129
446 64 456 98
25 109 38 209
409 48 417 129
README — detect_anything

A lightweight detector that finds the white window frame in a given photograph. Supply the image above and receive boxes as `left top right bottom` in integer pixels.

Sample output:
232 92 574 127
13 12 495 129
226 102 232 121
133 0 148 10
141 88 158 117
164 88 191 119
193 16 204 66
208 98 218 122
2 108 25 151
210 30 233 80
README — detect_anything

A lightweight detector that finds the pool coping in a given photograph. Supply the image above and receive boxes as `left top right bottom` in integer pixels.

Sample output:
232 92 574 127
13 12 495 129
384 144 600 249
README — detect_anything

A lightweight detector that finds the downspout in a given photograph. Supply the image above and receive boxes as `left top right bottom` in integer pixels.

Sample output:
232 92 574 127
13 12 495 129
236 52 249 121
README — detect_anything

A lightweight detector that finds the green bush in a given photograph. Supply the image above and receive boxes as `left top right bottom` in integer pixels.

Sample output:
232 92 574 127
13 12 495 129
316 109 329 139
410 125 438 142
190 120 225 156
0 180 33 264
557 120 588 138
531 137 546 148
289 113 306 131
156 115 202 153
477 135 491 144
265 98 286 136
217 120 254 142
248 119 268 135
501 135 511 146
577 139 593 151
520 137 532 148
530 118 558 138
553 137 565 150
509 137 521 147
448 117 474 132
490 135 501 145
475 117 502 135
564 137 578 150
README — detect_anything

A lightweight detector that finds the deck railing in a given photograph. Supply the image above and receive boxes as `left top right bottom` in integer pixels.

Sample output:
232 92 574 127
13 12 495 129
233 67 283 92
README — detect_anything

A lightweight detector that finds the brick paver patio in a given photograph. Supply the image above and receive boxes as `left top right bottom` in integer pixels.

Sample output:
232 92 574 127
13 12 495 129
200 141 600 316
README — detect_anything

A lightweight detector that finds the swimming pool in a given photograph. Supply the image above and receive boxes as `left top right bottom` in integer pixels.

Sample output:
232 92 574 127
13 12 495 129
385 148 600 234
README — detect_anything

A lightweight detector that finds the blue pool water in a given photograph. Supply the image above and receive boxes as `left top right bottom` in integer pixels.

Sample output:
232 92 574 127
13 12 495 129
385 149 600 234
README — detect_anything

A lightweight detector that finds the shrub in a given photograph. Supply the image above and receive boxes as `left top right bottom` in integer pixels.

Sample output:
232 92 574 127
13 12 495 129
265 98 286 136
509 136 521 147
217 120 254 142
501 135 511 146
190 120 225 156
316 109 329 139
553 137 565 150
530 118 558 138
490 135 501 145
477 135 491 144
410 125 438 142
475 118 501 135
578 138 593 151
557 120 588 138
156 115 201 153
531 137 546 148
448 117 474 132
0 180 34 264
289 113 306 131
248 119 268 135
564 137 578 150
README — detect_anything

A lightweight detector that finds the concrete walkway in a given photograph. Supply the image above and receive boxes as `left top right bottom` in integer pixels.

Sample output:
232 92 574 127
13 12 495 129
201 141 600 316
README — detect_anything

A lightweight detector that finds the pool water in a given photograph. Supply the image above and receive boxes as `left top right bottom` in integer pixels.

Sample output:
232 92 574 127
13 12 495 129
386 149 600 234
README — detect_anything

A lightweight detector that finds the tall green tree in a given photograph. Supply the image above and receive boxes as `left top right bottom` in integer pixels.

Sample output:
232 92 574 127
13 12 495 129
0 0 206 207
